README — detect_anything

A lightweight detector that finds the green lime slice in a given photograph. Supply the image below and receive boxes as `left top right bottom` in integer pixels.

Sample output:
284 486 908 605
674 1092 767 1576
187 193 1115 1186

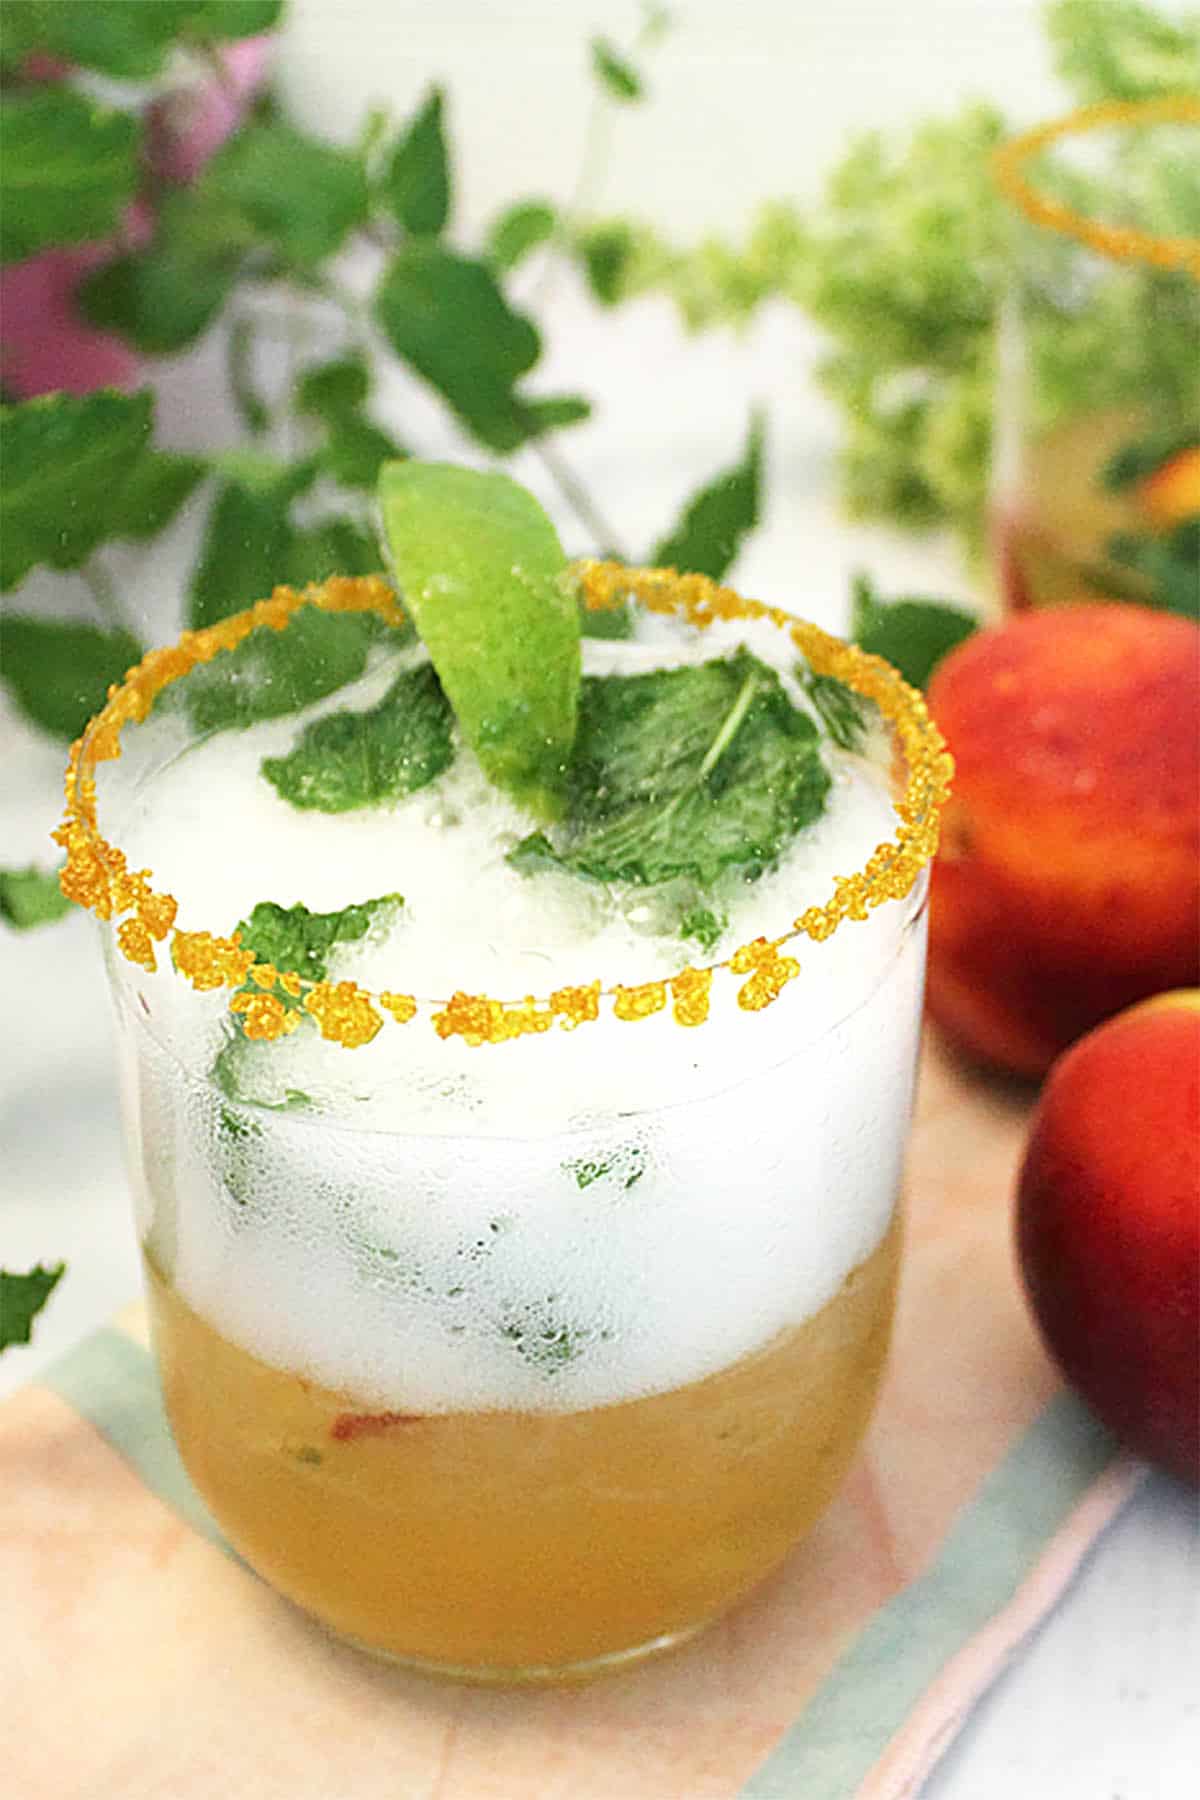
377 461 580 821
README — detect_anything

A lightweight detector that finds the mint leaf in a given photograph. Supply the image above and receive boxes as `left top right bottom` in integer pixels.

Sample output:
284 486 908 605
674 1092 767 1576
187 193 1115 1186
378 461 579 821
80 190 254 354
512 649 829 888
651 414 763 581
284 517 384 585
590 38 644 102
577 221 637 305
500 1299 610 1373
0 618 142 740
0 1 282 80
521 394 592 436
373 245 543 452
203 121 369 268
0 390 152 590
170 604 391 736
679 904 726 954
0 865 72 930
114 451 207 541
566 1145 646 1191
381 86 450 237
296 355 406 491
0 88 138 265
801 670 871 753
235 894 402 983
850 574 978 690
1106 522 1200 620
188 459 317 627
487 200 556 273
262 662 453 812
1102 429 1199 493
579 597 634 639
0 1263 65 1352
229 318 271 436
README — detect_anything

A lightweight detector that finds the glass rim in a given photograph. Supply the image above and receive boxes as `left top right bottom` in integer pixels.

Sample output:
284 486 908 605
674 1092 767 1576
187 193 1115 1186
53 562 953 1050
990 95 1200 277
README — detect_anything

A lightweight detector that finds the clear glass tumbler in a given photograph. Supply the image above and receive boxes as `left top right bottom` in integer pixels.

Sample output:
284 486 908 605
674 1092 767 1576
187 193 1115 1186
58 564 951 1682
989 97 1199 616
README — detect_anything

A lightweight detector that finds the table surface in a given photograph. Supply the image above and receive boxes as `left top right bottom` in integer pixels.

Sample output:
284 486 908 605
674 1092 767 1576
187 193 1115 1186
4 209 1198 1800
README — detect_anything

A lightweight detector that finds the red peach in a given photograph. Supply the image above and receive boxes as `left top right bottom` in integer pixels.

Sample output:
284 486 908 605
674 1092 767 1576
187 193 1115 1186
1015 992 1200 1484
926 604 1200 1078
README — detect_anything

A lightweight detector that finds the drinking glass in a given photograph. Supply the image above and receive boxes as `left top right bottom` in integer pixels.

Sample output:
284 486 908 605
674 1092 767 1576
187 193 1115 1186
57 564 951 1682
989 97 1199 616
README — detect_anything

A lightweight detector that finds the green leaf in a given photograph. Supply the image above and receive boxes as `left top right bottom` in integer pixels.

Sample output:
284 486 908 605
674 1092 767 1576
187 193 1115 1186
235 895 402 983
1102 428 1200 493
576 221 637 306
114 451 207 541
0 865 72 929
262 662 453 811
203 121 368 267
0 2 282 79
521 394 592 436
0 1263 65 1352
849 573 978 689
651 413 763 581
0 390 153 589
801 671 871 753
487 200 556 273
373 244 543 452
679 905 726 954
381 86 451 237
0 617 142 739
81 190 254 353
378 461 579 821
579 598 634 639
1047 0 1200 104
1106 522 1200 620
171 604 390 736
0 88 137 264
590 37 645 102
284 517 384 585
296 354 408 490
188 460 319 628
228 318 271 437
511 649 829 888
297 355 371 418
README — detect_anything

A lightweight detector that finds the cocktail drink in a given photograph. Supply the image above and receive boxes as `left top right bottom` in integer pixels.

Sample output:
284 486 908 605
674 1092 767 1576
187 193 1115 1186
989 98 1199 616
57 465 951 1681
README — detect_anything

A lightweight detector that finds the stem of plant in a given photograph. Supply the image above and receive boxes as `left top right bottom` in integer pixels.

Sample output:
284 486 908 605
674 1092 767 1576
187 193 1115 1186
530 436 628 561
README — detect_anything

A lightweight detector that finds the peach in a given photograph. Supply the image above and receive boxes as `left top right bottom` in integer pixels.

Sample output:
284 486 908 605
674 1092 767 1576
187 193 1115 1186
926 604 1199 1079
1015 993 1200 1484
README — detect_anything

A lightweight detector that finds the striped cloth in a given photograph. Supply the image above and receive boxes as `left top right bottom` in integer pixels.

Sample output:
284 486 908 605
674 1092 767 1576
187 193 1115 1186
1 1039 1141 1798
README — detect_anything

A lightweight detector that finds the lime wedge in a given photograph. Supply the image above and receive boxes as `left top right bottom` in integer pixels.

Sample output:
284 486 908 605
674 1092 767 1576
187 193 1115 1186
377 461 580 821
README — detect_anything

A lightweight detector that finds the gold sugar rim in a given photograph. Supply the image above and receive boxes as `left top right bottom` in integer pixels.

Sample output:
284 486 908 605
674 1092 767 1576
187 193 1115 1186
991 96 1200 277
54 565 953 1048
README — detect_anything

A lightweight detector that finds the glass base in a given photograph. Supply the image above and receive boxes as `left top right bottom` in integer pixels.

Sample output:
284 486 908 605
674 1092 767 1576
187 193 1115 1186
327 1619 710 1687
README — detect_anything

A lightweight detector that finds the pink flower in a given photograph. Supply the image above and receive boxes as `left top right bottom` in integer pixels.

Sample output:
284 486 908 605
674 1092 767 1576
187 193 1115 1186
0 205 152 400
147 34 275 186
1 35 273 399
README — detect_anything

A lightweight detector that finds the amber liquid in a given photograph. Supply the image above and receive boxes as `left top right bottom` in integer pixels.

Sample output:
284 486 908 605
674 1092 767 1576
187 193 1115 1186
144 1218 900 1680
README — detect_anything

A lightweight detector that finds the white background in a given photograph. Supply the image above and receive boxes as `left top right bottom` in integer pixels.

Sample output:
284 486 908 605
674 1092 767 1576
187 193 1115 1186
3 3 1198 1795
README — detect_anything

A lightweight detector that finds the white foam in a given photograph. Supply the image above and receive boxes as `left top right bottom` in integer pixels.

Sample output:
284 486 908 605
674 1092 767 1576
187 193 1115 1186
107 626 927 1412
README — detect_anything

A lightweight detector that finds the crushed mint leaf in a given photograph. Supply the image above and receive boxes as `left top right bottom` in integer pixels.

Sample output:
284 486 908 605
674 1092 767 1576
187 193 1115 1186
261 661 453 811
679 904 726 954
166 605 402 736
509 648 829 889
566 1144 647 1191
801 669 872 753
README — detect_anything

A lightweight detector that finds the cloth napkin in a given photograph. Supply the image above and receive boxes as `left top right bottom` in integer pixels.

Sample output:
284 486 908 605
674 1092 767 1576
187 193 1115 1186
1 1037 1142 1799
